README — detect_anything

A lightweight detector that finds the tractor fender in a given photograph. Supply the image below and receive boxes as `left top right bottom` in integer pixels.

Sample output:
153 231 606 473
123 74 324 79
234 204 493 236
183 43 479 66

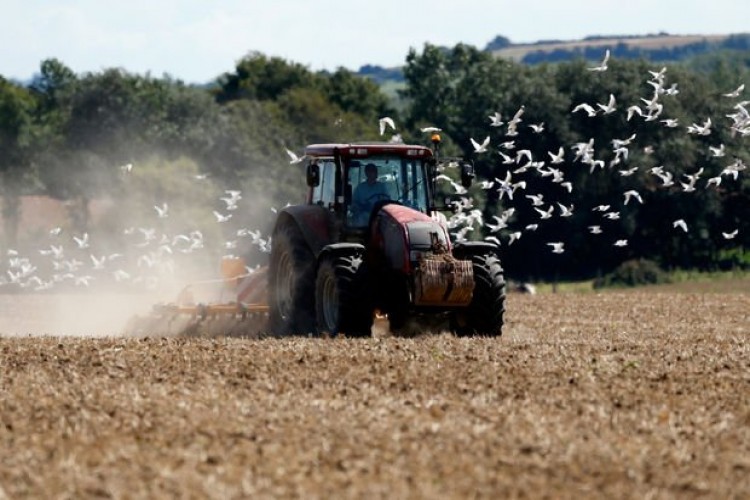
274 205 336 257
452 241 501 260
318 243 366 262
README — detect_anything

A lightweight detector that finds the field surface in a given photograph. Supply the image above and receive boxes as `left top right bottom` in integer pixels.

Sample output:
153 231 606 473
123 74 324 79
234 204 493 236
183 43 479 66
1 290 748 498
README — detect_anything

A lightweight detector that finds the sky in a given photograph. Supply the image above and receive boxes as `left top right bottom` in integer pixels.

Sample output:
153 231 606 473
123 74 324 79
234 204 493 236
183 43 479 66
2 0 749 84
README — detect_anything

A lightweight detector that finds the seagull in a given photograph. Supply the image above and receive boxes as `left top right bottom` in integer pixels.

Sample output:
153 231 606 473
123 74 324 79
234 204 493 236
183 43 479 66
708 144 725 157
673 219 688 232
420 126 442 133
660 118 679 128
488 111 504 127
528 122 545 133
484 235 501 246
285 148 304 164
572 102 598 117
614 239 629 247
626 105 643 121
120 163 133 173
588 49 610 72
722 229 739 239
49 227 62 237
213 211 233 223
470 136 490 153
623 190 643 205
525 194 545 206
589 225 603 234
547 242 565 254
557 202 574 217
535 205 554 220
723 84 745 98
378 116 396 136
154 203 169 218
508 231 522 245
525 224 539 232
597 94 617 115
73 233 89 249
547 146 565 164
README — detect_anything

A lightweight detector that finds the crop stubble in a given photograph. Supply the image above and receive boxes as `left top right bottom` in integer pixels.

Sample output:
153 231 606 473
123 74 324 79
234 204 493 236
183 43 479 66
0 292 748 499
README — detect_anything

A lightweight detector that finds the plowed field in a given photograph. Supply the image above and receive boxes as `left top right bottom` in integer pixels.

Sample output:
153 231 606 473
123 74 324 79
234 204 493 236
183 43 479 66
1 291 748 498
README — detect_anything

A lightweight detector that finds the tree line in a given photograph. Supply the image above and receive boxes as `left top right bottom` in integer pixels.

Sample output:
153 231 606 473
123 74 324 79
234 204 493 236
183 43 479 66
0 44 748 281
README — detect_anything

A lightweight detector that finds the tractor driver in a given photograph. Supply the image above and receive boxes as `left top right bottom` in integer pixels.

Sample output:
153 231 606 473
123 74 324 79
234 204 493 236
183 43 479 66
352 163 392 225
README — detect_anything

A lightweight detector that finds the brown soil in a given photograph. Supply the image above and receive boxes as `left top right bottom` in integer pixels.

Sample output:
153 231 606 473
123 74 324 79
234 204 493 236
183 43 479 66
0 292 748 498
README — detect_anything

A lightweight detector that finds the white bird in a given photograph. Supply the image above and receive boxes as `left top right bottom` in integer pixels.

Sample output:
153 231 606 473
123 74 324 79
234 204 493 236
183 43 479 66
706 176 722 189
626 105 643 121
525 194 545 206
470 136 490 153
213 211 232 223
660 118 679 128
623 190 643 205
528 122 545 133
285 148 304 164
614 239 629 247
618 166 638 177
673 219 688 232
708 144 725 157
547 242 565 254
508 231 522 245
420 126 442 133
604 211 621 220
535 206 554 220
120 163 133 173
722 229 739 239
378 117 396 136
588 49 610 72
547 146 565 164
589 225 603 234
488 112 503 127
525 224 539 232
557 202 574 217
723 84 745 98
686 118 712 136
572 102 598 117
592 205 611 212
49 227 62 237
154 203 168 218
73 233 89 249
597 94 617 115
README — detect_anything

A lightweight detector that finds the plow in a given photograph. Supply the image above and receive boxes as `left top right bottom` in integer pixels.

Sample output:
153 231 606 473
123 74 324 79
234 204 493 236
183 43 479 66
124 258 271 337
126 136 506 338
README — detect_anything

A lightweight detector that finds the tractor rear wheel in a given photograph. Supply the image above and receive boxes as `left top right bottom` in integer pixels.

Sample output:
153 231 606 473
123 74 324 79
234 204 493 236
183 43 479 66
268 223 316 335
315 255 373 337
452 253 506 337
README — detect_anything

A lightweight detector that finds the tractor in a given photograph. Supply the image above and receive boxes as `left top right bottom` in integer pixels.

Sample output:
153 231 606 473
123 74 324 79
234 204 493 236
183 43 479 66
268 136 506 337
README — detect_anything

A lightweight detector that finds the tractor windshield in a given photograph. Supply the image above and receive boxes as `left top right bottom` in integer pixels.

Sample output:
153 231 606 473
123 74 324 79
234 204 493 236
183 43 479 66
347 155 429 227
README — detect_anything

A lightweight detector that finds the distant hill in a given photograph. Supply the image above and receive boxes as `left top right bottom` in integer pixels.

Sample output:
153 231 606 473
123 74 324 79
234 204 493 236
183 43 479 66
357 32 750 83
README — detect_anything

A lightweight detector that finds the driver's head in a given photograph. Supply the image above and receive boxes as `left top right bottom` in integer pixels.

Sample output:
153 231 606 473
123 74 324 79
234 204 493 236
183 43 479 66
364 163 378 182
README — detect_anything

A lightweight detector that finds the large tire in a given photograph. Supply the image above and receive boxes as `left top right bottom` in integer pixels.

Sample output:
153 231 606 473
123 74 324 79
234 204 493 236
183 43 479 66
316 255 373 337
268 224 316 335
453 253 506 337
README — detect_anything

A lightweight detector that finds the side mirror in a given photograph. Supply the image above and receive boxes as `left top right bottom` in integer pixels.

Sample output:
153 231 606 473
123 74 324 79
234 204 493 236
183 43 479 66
306 163 320 187
460 162 475 188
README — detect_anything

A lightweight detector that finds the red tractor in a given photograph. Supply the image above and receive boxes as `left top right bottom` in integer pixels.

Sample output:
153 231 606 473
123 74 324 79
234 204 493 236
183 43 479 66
268 138 506 337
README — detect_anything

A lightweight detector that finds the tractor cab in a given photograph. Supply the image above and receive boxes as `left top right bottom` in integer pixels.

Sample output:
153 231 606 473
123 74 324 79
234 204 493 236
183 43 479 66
305 143 435 232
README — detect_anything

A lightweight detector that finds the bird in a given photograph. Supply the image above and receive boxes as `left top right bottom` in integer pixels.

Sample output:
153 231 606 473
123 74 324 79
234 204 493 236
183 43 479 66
572 102 598 117
285 148 304 164
528 122 545 133
673 219 688 232
587 49 610 72
623 190 643 205
548 146 565 164
722 229 739 239
508 231 522 245
73 233 89 249
378 117 396 136
557 202 574 217
154 203 169 218
484 235 501 246
589 225 603 234
420 126 442 133
626 105 643 121
470 136 490 153
723 84 745 98
614 239 628 247
120 163 133 173
547 242 565 254
597 94 617 115
213 211 232 223
535 206 554 220
488 112 503 127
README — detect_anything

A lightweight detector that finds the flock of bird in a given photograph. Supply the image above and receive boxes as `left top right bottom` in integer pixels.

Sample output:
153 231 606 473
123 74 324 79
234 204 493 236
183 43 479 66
1 50 747 295
422 53 746 255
